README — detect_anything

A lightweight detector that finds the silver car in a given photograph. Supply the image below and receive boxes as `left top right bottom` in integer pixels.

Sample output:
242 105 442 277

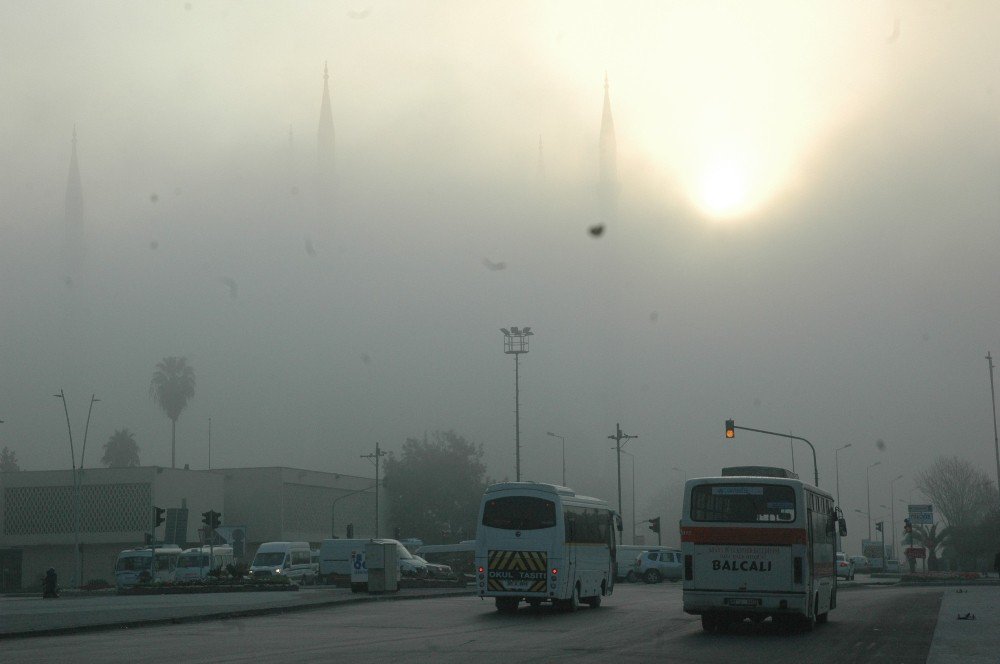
636 549 683 583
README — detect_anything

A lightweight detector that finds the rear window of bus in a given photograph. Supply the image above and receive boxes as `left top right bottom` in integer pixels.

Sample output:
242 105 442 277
482 496 557 530
690 484 796 523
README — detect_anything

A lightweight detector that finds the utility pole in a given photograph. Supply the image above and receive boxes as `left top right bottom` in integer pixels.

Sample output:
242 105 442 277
987 353 1000 507
607 423 637 521
361 442 388 537
208 417 212 470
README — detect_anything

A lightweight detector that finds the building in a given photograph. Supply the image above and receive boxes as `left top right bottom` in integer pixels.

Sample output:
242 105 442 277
0 466 377 591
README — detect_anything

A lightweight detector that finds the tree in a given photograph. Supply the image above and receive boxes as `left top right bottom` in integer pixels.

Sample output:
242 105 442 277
383 431 490 544
149 356 195 469
0 446 19 471
915 456 997 528
101 428 140 468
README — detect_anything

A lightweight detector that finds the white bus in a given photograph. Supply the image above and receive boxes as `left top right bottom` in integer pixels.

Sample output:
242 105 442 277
680 467 846 632
474 482 622 612
114 545 183 588
173 545 235 582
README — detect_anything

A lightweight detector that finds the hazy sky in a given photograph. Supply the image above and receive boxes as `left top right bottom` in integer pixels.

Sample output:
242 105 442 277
2 1 999 549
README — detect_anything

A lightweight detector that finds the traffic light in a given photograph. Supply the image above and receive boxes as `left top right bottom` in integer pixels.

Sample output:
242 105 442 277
904 518 912 534
875 521 883 533
725 419 735 439
648 517 661 534
153 506 165 528
345 523 354 538
202 510 221 530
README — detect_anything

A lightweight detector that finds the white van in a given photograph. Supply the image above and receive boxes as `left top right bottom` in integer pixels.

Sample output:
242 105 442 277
114 545 183 588
173 545 235 582
248 541 315 584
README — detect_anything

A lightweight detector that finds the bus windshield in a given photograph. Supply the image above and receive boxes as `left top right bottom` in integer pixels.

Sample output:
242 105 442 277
178 555 209 568
690 483 796 523
116 555 150 572
482 496 557 530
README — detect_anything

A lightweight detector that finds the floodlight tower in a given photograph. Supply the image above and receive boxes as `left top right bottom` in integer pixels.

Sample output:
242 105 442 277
501 326 533 482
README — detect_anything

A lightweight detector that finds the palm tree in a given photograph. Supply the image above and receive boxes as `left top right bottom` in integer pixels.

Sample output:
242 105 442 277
101 428 140 468
149 356 195 468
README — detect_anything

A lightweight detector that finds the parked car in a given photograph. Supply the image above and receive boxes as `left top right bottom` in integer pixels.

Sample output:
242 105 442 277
636 549 683 583
850 555 871 574
835 552 855 580
409 554 456 580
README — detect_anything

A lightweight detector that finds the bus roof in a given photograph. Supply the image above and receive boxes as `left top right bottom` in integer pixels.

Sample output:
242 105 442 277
484 481 612 509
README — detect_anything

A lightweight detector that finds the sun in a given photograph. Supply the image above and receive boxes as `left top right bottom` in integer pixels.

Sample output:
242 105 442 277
698 157 751 219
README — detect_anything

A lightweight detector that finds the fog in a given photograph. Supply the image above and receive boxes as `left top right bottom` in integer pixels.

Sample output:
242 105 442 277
2 1 999 548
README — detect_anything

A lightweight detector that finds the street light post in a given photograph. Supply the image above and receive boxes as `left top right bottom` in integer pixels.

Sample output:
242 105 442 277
622 450 636 544
608 423 637 521
54 389 81 588
501 327 533 482
834 443 852 506
866 461 881 540
889 475 904 559
331 485 377 537
987 353 1000 509
79 394 100 469
546 431 566 486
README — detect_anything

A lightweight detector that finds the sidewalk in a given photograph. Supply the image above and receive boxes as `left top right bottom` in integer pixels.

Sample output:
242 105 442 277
927 586 1000 664
0 586 474 639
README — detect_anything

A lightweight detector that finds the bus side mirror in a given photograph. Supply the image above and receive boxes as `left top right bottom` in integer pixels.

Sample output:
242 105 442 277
614 514 624 533
834 506 847 537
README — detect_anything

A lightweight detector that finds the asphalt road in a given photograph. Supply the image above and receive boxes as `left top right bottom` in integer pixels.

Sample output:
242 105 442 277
3 582 947 664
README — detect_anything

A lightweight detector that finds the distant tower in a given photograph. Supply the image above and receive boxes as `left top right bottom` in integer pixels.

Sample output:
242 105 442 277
64 126 85 281
537 135 546 182
317 62 335 187
598 72 618 223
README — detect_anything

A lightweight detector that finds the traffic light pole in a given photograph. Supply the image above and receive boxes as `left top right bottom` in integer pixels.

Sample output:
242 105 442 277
608 423 637 527
727 422 819 487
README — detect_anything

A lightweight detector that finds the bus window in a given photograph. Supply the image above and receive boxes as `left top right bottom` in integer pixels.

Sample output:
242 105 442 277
690 484 796 523
482 497 556 530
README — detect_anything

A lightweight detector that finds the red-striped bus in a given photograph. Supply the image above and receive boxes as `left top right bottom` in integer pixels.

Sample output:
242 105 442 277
680 467 846 632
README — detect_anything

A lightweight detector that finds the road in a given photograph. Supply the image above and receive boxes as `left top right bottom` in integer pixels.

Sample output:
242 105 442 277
3 582 959 664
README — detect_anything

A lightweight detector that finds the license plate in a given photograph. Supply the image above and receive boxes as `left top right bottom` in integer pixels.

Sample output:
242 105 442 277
724 597 761 607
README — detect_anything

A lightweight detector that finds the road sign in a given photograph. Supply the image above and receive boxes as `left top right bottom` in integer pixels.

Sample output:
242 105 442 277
908 504 933 525
862 539 885 561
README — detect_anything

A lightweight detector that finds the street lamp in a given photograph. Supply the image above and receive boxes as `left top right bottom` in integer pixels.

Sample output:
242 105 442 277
501 326 533 482
834 443 852 506
53 389 81 588
79 394 100 469
545 431 566 486
621 450 637 544
866 461 881 540
889 475 904 560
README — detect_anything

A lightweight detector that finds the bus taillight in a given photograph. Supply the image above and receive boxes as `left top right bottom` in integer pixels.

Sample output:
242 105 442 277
551 568 558 575
478 566 484 574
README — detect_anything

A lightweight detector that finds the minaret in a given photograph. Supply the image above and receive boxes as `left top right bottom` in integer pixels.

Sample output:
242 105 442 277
64 126 85 281
537 135 545 182
598 72 618 223
317 62 335 186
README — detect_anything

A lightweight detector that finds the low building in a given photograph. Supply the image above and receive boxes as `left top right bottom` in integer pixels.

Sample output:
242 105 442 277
0 466 379 591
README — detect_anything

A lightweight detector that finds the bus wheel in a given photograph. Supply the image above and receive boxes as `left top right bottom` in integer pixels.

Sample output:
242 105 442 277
643 569 661 584
701 613 719 632
527 598 541 608
626 570 639 583
495 597 519 613
585 594 601 609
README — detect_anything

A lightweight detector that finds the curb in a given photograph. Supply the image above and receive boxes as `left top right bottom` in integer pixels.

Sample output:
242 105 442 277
0 588 476 640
